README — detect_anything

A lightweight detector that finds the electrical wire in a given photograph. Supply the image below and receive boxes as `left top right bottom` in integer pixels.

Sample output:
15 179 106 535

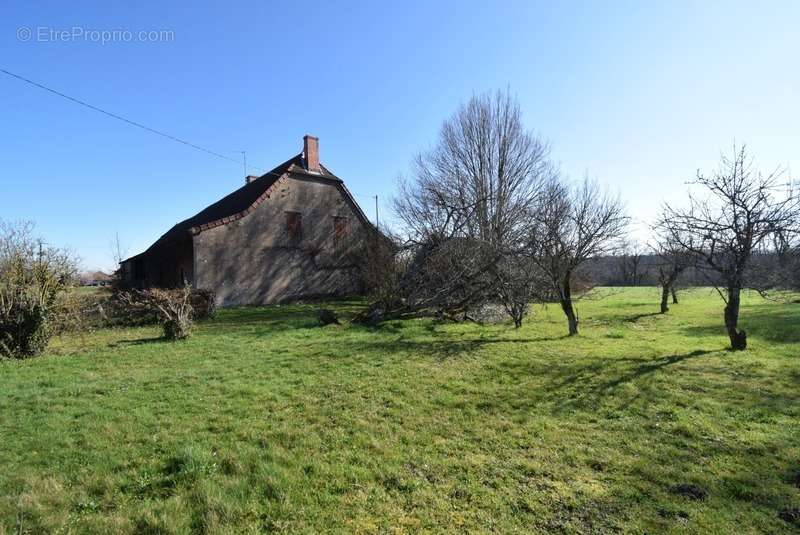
0 67 266 173
0 67 379 196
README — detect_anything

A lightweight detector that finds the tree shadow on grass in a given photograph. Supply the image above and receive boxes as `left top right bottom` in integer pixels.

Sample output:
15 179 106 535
623 311 663 323
485 348 724 415
209 302 371 334
337 334 573 361
573 349 716 411
600 349 713 387
535 347 797 418
681 303 800 344
210 307 320 332
108 336 170 348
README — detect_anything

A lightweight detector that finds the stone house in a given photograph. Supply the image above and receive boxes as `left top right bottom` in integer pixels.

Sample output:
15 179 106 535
119 136 373 306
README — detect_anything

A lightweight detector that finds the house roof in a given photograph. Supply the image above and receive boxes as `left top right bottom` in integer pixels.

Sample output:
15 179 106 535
123 153 370 262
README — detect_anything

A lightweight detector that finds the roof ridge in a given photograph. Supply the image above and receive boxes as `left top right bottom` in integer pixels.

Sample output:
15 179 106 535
121 153 368 263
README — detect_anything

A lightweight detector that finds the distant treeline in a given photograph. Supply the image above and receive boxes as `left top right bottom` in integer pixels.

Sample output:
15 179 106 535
584 252 798 289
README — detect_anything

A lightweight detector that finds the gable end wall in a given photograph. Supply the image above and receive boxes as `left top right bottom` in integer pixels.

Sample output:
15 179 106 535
192 175 366 306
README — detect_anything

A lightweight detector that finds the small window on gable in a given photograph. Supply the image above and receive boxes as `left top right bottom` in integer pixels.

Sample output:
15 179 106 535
333 216 348 248
285 211 302 246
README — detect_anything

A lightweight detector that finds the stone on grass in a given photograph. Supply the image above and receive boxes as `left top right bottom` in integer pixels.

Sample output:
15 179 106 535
779 507 800 526
672 483 707 501
317 309 340 326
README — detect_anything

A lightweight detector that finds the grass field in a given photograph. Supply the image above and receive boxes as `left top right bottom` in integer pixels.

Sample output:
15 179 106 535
1 288 799 534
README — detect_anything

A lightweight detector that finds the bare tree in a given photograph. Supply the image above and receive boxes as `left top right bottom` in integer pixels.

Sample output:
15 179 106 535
351 230 402 310
493 256 547 328
526 176 629 335
768 227 800 290
651 223 695 313
778 246 800 291
396 89 549 246
400 236 498 317
390 89 552 326
109 232 128 267
615 240 649 286
660 145 800 350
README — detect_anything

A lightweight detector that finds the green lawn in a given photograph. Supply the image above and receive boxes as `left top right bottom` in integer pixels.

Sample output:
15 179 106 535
1 288 799 534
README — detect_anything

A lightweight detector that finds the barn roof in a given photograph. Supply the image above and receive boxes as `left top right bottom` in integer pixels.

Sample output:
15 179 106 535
122 153 370 262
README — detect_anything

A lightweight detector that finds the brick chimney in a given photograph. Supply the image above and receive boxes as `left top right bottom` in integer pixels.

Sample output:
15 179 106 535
303 135 320 173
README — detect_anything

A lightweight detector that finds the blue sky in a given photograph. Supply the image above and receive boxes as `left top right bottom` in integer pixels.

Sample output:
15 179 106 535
2 1 798 271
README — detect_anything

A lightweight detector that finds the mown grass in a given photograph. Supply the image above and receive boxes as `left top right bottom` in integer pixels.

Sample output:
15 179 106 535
1 288 798 533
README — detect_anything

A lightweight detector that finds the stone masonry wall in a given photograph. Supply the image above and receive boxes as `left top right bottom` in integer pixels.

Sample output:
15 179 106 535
192 174 366 306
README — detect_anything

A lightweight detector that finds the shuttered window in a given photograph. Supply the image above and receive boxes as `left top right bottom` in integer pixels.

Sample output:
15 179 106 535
333 216 348 248
285 211 302 246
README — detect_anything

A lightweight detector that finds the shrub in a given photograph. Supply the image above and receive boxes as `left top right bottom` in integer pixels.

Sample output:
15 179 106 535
317 308 340 325
0 220 78 358
353 232 401 309
163 314 192 340
97 291 160 328
54 287 214 336
49 289 103 335
400 236 497 315
120 285 195 340
190 289 217 320
0 288 50 357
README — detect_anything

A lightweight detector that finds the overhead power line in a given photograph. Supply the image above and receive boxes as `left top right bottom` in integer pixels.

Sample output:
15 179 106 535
0 67 263 172
0 67 379 200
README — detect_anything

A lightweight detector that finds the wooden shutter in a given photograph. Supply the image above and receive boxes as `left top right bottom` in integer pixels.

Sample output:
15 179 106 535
285 211 302 246
333 216 348 248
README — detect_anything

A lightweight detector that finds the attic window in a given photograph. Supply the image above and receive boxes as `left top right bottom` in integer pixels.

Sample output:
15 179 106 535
333 216 348 248
285 211 302 246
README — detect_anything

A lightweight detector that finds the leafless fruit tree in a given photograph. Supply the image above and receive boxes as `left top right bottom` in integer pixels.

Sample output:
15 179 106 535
659 145 800 350
493 255 549 328
525 176 629 336
650 219 695 314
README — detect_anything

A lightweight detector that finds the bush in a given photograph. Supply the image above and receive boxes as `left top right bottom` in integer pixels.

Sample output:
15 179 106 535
101 292 161 327
0 220 78 358
163 315 192 340
401 236 497 315
317 308 340 326
353 232 401 309
120 285 195 340
49 289 106 335
0 288 50 358
56 287 214 333
190 289 217 320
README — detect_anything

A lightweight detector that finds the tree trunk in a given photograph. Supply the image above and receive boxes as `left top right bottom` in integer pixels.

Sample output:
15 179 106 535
660 285 670 313
724 286 747 350
560 275 579 336
671 287 678 304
